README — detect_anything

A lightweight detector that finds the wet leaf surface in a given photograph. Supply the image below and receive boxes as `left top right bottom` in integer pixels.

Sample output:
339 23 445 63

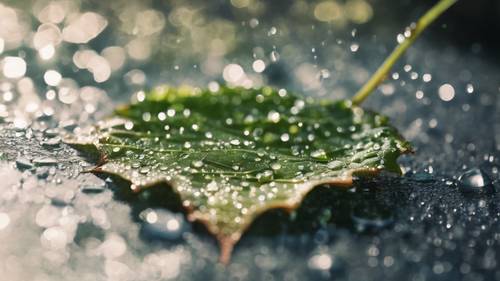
67 86 410 262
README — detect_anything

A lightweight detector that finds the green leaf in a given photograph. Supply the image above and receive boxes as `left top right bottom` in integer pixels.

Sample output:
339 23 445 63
67 86 410 263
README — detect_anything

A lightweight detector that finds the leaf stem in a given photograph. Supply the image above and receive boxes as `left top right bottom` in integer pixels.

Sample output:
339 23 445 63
351 0 458 105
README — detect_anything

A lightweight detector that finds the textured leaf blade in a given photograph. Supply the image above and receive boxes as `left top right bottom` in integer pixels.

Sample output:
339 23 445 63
67 86 410 263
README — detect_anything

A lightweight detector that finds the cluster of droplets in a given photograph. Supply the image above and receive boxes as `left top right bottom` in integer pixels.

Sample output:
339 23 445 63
85 87 409 234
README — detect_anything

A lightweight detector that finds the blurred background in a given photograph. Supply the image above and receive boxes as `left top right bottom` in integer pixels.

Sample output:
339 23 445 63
0 1 499 281
0 0 499 97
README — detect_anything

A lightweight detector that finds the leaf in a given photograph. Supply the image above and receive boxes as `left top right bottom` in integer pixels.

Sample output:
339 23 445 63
66 86 410 263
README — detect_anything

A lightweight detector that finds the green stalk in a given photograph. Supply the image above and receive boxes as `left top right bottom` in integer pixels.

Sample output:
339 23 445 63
351 0 458 105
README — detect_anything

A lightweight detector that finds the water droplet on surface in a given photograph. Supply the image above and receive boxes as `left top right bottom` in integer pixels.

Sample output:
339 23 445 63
350 43 359 52
270 50 280 62
327 160 343 170
466 83 474 94
166 109 175 117
36 167 50 179
310 149 327 160
16 157 33 170
139 167 150 174
191 160 204 168
458 168 493 193
60 119 77 131
280 133 290 142
249 18 259 28
422 73 432 82
257 170 274 183
42 136 61 147
33 157 58 166
270 162 281 171
80 183 106 194
267 26 277 36
396 33 405 44
44 128 59 137
267 111 280 123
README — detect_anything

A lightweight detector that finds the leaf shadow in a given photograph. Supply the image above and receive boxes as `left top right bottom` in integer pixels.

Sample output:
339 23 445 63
236 177 398 251
97 172 400 258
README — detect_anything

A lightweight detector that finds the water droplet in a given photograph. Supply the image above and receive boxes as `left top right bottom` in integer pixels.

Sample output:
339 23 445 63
327 160 343 170
249 18 259 28
280 133 290 142
142 112 151 122
267 111 280 123
42 137 61 147
458 168 493 193
80 183 106 194
139 167 150 174
158 112 167 121
167 109 176 117
191 160 204 168
466 83 474 94
422 73 432 82
16 157 33 170
396 33 405 44
310 149 327 160
350 43 359 52
270 162 281 171
33 157 58 166
267 26 277 36
270 50 280 62
257 170 274 183
44 128 59 137
36 167 50 179
124 121 134 130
